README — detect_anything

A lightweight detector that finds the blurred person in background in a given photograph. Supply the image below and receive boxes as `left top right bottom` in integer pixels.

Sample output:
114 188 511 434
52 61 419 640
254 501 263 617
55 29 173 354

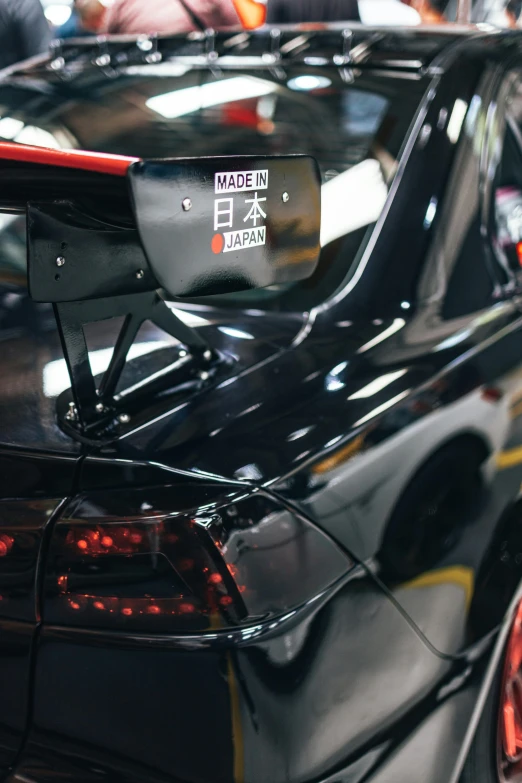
359 0 420 22
266 0 360 22
266 0 420 24
56 0 108 37
103 0 240 33
234 0 266 28
505 0 522 25
401 0 449 22
0 0 51 68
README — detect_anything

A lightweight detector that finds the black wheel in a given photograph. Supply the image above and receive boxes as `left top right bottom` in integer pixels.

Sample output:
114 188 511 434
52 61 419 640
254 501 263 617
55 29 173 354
378 441 485 581
462 601 522 782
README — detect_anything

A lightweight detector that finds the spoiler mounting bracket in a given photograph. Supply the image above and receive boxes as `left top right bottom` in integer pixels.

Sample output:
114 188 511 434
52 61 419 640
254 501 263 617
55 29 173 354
54 290 217 440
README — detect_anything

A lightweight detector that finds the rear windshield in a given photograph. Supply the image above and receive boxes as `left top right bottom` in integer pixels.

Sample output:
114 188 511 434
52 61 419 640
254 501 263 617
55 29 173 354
0 66 426 310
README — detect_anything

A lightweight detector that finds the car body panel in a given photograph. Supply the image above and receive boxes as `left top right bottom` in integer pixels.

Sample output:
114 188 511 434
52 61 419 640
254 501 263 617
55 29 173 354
0 450 73 772
20 576 452 783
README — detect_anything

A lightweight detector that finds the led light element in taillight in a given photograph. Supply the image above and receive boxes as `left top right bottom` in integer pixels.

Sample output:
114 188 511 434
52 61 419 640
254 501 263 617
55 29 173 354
0 534 14 557
44 489 351 633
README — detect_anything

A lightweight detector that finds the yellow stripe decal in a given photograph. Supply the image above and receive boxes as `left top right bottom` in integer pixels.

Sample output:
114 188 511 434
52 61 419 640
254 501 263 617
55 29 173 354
399 565 474 611
227 653 244 783
497 446 522 469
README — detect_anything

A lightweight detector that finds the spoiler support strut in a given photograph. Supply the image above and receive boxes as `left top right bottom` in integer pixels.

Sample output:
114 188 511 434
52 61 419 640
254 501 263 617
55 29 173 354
54 292 216 439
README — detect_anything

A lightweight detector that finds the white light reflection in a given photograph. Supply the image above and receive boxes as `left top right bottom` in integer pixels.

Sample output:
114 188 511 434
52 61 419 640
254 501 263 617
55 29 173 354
0 117 60 148
465 94 482 136
324 362 349 391
326 378 345 392
325 360 349 391
320 159 387 248
423 197 437 229
356 318 405 354
348 369 407 400
217 377 238 389
401 301 411 310
234 464 263 481
433 328 472 352
43 341 170 398
124 63 190 77
237 403 262 418
16 126 61 148
167 306 210 327
146 76 277 119
447 99 468 144
287 426 313 442
44 4 72 25
324 435 342 449
331 361 348 376
0 117 24 139
304 56 329 66
353 390 411 428
218 326 255 340
287 75 332 91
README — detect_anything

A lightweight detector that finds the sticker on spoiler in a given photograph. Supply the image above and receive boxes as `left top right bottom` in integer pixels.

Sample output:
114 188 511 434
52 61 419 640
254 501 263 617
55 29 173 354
215 169 268 194
212 169 268 254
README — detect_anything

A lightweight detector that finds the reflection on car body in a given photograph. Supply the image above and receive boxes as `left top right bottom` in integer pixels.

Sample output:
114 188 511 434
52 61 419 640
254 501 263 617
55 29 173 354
1 22 522 783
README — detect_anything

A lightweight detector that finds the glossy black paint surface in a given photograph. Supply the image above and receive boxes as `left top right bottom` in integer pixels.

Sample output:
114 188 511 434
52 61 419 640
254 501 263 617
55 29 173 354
4 23 522 783
0 621 34 771
22 573 453 783
28 201 153 304
0 450 72 773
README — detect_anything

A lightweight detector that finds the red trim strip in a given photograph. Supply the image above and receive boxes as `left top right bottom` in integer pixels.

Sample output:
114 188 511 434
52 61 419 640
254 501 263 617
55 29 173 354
0 142 138 176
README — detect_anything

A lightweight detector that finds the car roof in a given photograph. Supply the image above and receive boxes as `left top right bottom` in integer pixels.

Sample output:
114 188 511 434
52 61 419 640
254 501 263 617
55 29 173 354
0 23 513 83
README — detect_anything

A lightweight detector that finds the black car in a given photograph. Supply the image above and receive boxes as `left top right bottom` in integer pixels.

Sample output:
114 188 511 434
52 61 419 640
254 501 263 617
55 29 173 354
1 22 522 783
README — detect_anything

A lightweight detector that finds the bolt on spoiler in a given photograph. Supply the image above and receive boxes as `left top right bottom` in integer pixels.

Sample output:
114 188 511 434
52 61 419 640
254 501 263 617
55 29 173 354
6 142 321 440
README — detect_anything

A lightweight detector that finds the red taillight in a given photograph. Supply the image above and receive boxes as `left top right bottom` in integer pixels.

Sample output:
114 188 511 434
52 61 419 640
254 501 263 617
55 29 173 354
0 534 14 557
48 517 247 632
43 491 351 633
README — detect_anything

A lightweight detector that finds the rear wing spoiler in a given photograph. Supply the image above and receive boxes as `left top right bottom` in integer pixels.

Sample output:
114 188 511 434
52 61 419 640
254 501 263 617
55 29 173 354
6 143 321 303
3 142 321 440
0 140 137 176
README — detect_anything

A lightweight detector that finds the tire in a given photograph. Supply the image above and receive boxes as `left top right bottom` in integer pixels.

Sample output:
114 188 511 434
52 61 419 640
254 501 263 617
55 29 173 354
379 441 485 581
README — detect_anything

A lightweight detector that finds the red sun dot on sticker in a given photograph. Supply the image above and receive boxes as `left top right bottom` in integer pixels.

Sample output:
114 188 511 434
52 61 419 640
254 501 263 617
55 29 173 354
211 234 224 254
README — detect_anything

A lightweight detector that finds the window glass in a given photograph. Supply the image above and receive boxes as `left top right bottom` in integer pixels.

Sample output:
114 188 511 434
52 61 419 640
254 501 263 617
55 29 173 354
442 108 522 322
441 210 495 320
0 68 426 310
435 114 495 321
438 96 522 320
0 213 26 286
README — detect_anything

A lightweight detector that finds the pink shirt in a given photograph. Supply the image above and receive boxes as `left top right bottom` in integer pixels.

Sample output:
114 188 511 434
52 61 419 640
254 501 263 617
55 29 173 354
104 0 240 34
